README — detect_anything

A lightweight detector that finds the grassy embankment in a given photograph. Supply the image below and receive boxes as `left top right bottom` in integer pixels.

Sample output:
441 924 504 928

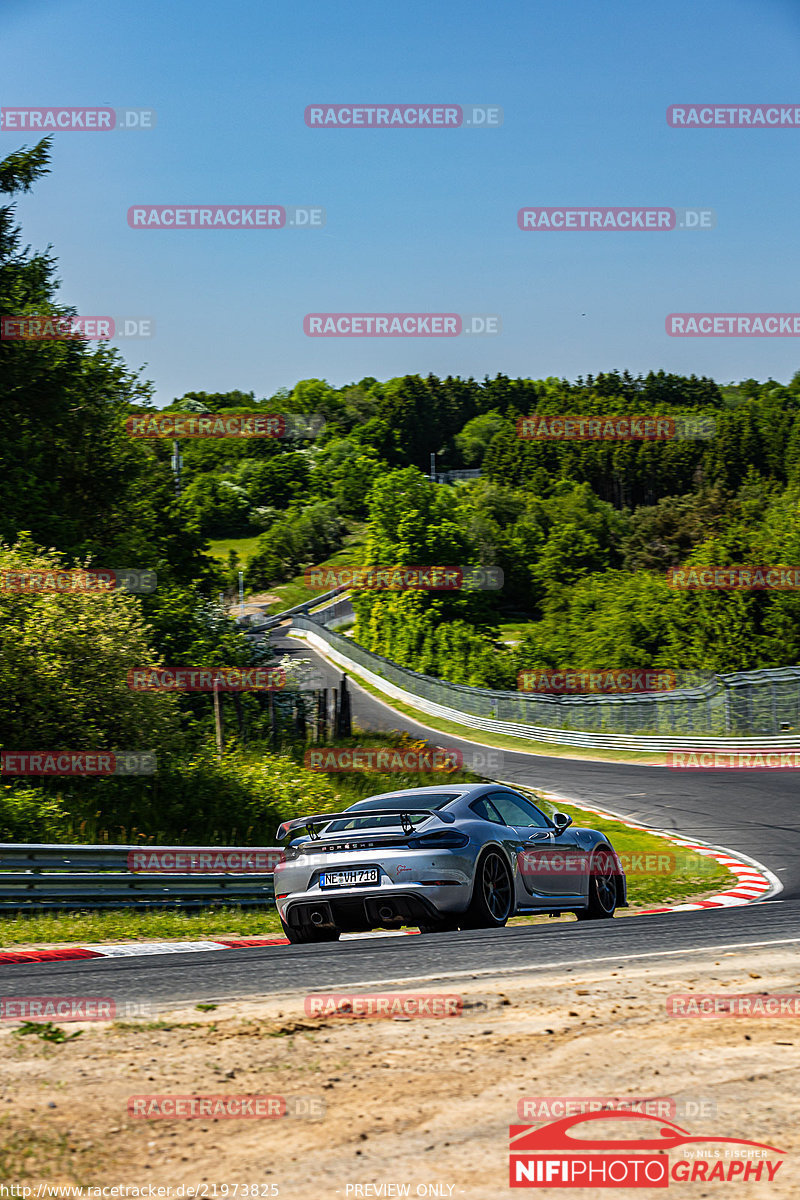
208 528 365 615
0 787 732 946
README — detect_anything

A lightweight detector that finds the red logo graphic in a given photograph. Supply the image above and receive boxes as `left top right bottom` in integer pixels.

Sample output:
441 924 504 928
303 746 461 773
128 206 285 229
303 565 463 589
127 667 285 691
0 107 115 131
519 207 675 231
667 993 800 1017
517 849 681 879
509 1111 784 1187
0 997 115 1022
0 751 155 776
129 1095 285 1119
127 849 284 874
667 751 800 771
305 993 462 1018
517 669 676 694
667 565 800 589
303 314 462 336
125 414 287 439
667 105 800 127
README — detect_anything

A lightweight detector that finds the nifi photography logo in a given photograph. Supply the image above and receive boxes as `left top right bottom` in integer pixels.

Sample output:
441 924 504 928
508 1110 785 1187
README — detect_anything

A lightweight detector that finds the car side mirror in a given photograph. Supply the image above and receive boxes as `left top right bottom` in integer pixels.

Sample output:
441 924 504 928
552 812 573 835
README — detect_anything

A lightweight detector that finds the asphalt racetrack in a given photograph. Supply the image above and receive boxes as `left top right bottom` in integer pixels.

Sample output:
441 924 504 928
3 624 799 1008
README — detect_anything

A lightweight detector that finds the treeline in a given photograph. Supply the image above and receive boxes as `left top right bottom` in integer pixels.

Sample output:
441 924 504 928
351 463 800 685
145 369 800 684
0 141 331 843
146 369 800 597
5 135 800 796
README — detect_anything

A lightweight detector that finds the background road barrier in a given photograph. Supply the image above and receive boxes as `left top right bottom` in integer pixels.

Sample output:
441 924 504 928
0 844 280 911
291 616 800 746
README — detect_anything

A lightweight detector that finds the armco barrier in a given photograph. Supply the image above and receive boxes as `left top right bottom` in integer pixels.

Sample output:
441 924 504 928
0 844 279 911
290 616 800 746
241 586 347 636
272 586 346 621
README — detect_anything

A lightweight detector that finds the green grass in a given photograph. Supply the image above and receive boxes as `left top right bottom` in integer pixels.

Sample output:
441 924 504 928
0 792 734 946
0 906 284 948
516 791 731 909
497 621 537 644
266 530 366 613
206 535 263 566
0 1123 74 1183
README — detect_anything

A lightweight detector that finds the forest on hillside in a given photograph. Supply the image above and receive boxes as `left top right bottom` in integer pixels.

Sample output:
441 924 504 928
3 139 800 848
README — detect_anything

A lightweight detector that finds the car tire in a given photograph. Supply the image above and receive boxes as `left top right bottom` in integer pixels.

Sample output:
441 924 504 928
417 918 460 934
460 849 514 929
576 847 618 920
280 917 340 944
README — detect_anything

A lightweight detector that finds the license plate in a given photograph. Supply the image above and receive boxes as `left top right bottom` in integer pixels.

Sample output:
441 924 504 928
319 867 379 889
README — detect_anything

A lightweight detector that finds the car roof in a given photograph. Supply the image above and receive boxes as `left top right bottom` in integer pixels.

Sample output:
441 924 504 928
354 783 486 801
347 783 528 811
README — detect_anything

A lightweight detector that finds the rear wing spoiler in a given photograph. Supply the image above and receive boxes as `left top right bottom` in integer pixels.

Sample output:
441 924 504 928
276 808 456 841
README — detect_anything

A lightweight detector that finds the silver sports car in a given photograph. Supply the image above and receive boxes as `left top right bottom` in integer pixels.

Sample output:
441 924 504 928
273 783 627 942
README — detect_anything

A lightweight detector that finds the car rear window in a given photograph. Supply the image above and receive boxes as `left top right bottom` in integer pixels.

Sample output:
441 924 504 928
325 794 459 832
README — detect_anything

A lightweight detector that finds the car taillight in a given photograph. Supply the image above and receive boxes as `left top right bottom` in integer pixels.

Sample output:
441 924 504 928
407 831 469 849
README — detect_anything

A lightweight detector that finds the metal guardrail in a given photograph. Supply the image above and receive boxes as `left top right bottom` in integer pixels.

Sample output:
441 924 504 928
272 586 346 620
242 586 347 637
0 844 280 911
292 617 800 744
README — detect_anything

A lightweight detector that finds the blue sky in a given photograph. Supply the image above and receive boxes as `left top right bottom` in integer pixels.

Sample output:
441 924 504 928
2 0 799 405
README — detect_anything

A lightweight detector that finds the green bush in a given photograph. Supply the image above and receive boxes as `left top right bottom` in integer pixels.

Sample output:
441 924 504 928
0 750 340 845
0 785 72 842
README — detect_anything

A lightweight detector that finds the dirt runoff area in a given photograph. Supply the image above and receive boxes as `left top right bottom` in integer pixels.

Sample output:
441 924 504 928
1 944 799 1198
